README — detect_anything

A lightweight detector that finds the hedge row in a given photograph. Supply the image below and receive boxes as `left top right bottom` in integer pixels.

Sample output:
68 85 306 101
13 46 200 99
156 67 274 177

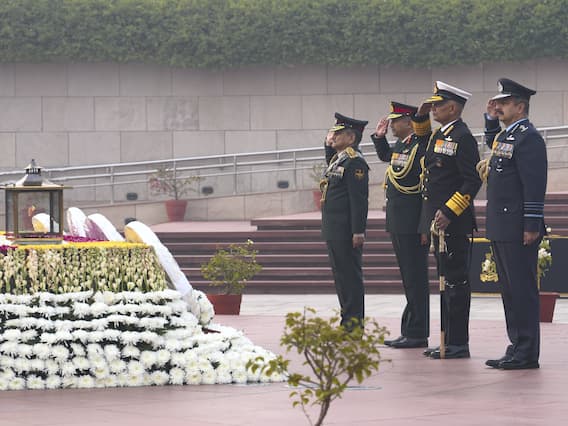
0 0 566 69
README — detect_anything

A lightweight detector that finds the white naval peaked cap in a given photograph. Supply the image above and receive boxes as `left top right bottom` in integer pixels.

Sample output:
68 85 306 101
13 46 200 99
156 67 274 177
425 81 472 105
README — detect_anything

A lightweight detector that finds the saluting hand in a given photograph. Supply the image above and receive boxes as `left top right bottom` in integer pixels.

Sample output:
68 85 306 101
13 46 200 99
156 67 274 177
486 99 499 120
325 131 334 146
374 117 389 138
417 102 432 117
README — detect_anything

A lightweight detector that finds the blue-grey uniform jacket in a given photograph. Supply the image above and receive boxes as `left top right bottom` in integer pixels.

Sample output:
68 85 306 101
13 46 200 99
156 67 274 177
484 116 547 241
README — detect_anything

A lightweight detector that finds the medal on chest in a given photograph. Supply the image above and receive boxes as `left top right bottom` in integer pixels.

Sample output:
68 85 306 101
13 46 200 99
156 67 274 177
433 138 458 156
491 141 514 159
391 152 410 168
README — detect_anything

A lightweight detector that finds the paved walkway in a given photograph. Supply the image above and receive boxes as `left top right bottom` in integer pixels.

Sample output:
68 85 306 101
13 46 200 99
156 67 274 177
1 294 567 426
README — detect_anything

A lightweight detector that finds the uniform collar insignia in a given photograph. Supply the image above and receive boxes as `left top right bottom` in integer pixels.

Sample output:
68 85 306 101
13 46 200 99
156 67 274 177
519 124 528 132
506 134 515 141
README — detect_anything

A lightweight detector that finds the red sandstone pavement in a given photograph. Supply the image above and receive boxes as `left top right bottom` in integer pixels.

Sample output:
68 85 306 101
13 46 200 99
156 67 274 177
1 314 567 426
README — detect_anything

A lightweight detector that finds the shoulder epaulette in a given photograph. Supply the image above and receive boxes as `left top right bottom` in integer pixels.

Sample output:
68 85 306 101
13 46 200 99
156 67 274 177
345 147 357 158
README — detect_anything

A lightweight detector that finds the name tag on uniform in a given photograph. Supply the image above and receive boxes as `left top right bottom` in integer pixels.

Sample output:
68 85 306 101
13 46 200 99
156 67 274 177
492 141 514 159
391 153 409 168
434 139 458 156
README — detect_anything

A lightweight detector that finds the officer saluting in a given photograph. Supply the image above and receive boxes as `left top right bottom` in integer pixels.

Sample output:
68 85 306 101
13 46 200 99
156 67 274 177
483 78 547 370
371 102 430 348
420 81 482 359
321 113 369 330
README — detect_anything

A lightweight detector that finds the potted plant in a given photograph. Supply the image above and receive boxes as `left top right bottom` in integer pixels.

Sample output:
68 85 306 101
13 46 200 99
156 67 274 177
481 236 558 322
200 239 262 314
309 162 326 211
536 237 558 322
148 166 202 222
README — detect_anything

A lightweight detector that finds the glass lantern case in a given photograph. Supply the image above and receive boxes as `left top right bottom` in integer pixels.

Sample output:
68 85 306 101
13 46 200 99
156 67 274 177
2 160 67 244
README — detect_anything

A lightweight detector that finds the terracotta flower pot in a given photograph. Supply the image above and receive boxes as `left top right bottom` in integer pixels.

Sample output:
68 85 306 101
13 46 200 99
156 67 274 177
165 199 188 222
207 294 242 315
539 291 559 323
313 190 322 211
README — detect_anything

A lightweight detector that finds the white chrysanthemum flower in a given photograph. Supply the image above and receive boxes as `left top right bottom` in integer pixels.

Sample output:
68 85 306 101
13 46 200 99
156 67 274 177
20 329 38 342
104 345 121 361
17 343 33 358
62 376 76 388
140 351 157 368
86 344 104 357
30 358 45 372
103 375 118 388
164 339 183 353
201 368 217 385
36 318 53 331
90 302 108 317
207 351 224 365
40 333 57 345
73 357 91 371
170 352 186 367
232 368 248 384
91 362 110 379
72 330 89 343
88 331 105 343
54 330 74 342
185 369 202 385
216 370 232 384
2 329 22 341
26 374 45 389
70 343 86 357
155 350 171 366
13 358 31 373
61 362 77 377
150 371 169 386
8 377 26 390
94 378 107 388
121 332 141 345
73 303 90 318
76 375 95 389
127 361 144 377
45 360 59 376
73 320 92 330
90 319 109 331
54 306 70 316
122 345 140 359
0 356 15 368
109 359 127 374
124 373 143 387
169 367 185 385
103 329 121 341
51 345 70 361
139 331 159 345
45 375 62 389
142 373 153 386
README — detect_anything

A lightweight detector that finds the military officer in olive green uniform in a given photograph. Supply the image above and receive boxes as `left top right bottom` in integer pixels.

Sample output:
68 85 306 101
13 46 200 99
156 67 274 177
371 102 431 348
321 113 369 329
420 81 482 359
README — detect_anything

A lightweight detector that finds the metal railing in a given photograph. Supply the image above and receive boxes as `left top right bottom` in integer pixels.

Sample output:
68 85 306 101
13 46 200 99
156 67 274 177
1 125 567 205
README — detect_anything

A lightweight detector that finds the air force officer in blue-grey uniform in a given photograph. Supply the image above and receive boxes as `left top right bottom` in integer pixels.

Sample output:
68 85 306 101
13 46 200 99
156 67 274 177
483 78 547 370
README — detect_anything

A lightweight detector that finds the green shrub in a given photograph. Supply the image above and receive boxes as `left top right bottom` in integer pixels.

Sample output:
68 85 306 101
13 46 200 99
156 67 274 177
0 0 566 69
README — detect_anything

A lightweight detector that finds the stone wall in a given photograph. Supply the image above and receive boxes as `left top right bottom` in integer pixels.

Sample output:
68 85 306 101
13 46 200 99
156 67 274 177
0 59 567 225
1 59 567 172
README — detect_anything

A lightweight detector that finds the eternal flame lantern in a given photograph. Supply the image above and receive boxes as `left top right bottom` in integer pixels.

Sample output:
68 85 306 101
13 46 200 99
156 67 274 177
2 159 68 244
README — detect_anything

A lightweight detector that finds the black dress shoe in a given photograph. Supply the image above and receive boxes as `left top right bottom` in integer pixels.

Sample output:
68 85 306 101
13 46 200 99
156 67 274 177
390 337 428 349
384 336 404 347
485 355 512 369
429 344 470 359
498 359 539 370
423 346 439 357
